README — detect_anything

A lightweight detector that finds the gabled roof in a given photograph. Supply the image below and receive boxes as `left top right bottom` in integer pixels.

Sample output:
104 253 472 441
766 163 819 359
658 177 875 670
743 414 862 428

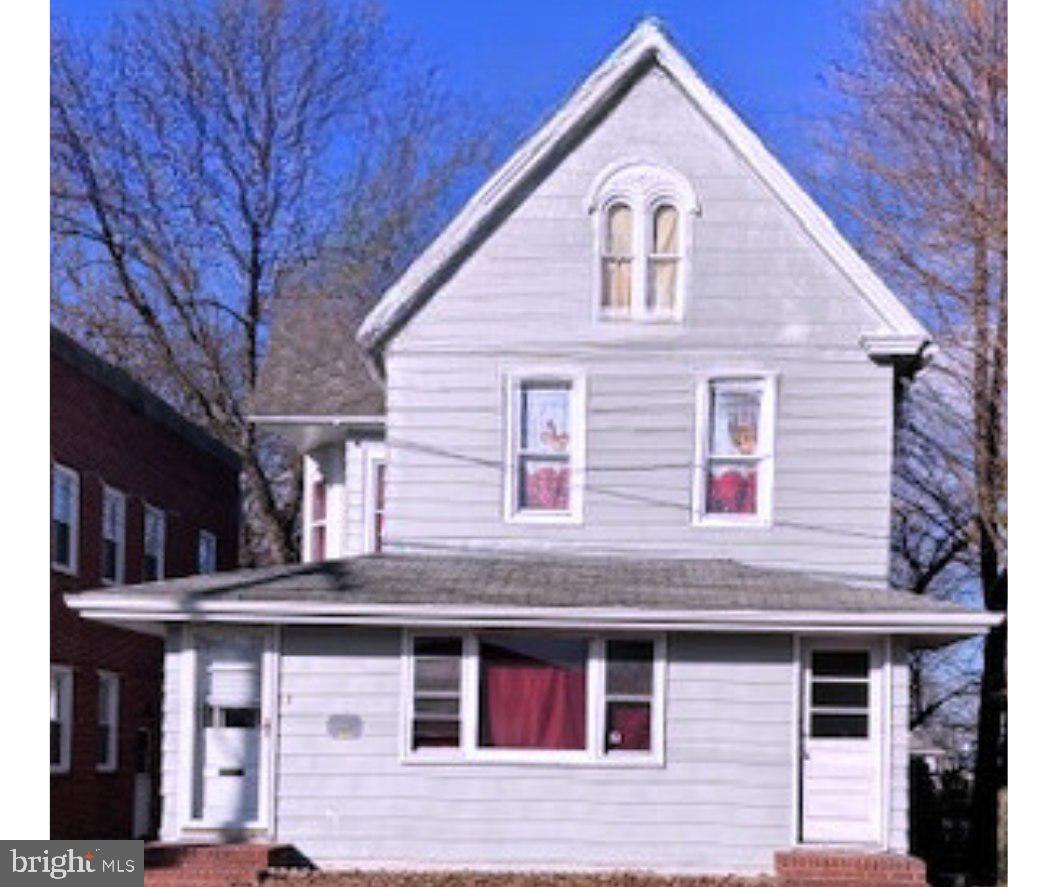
51 327 241 470
67 553 999 638
357 19 931 363
249 296 384 423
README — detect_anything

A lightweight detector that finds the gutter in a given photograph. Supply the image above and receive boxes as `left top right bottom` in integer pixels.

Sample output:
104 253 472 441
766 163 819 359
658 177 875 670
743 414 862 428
66 594 1003 636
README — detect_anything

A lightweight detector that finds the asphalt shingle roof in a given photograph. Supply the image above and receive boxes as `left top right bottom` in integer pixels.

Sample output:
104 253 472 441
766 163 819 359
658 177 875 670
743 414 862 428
250 297 384 419
71 553 973 615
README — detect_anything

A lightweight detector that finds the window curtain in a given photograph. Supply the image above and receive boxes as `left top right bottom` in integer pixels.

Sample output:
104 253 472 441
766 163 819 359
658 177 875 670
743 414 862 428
479 638 587 750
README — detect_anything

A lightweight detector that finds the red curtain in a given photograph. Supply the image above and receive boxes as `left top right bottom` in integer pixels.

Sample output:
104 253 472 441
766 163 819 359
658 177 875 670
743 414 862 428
480 642 586 750
607 702 651 751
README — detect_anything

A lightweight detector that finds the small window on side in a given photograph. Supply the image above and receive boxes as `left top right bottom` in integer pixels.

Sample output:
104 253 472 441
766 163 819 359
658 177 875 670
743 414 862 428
604 640 655 753
411 637 462 751
97 671 120 771
51 666 73 773
197 530 217 575
51 464 79 574
101 487 126 584
143 504 166 582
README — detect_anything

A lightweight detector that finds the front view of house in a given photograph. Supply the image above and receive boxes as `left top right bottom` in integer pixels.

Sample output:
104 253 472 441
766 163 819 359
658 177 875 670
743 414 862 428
68 21 999 878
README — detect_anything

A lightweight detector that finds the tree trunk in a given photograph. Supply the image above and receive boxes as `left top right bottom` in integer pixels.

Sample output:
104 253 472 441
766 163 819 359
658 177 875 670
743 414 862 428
968 620 1006 885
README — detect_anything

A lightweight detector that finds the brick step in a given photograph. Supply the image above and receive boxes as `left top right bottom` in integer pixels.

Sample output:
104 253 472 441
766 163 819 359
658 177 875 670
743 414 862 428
144 874 257 887
145 842 301 871
775 850 927 887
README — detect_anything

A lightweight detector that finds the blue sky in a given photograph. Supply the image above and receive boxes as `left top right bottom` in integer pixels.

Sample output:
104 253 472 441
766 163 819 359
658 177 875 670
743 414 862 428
51 0 865 194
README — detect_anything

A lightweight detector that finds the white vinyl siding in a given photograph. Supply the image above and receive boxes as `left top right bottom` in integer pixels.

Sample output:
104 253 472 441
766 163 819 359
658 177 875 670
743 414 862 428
97 671 120 771
265 628 794 874
101 486 126 584
381 69 894 581
51 463 79 574
51 666 73 774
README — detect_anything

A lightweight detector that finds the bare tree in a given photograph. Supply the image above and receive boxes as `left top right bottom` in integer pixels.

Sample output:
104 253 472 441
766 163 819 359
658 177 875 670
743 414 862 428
825 0 1006 881
51 0 491 563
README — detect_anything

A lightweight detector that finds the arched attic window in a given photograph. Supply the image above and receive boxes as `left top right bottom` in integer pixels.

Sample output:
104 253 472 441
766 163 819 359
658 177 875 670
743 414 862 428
588 163 698 322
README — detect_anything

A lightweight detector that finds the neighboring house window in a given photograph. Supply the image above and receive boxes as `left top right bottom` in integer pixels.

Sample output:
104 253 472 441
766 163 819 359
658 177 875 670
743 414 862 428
309 479 327 561
694 375 777 524
143 504 166 582
51 463 79 574
197 530 217 574
50 666 73 774
405 633 664 763
101 486 126 584
97 671 120 771
505 373 585 523
589 162 697 321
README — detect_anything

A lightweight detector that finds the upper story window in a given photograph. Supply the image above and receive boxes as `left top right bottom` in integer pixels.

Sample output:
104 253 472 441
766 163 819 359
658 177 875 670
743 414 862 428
694 374 777 526
504 371 585 524
101 486 126 584
364 447 387 555
589 162 699 322
51 463 79 575
143 504 166 582
197 529 217 574
51 665 73 774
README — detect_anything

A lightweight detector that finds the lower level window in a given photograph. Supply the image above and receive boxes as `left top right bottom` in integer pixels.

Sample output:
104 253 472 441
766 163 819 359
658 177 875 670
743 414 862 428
406 633 662 762
51 666 73 773
97 671 120 771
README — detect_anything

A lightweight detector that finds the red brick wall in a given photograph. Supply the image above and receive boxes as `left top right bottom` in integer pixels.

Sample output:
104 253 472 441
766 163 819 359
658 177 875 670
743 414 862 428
51 349 240 839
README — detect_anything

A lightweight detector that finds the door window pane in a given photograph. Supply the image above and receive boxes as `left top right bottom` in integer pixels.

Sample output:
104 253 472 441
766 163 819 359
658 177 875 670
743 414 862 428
811 713 869 739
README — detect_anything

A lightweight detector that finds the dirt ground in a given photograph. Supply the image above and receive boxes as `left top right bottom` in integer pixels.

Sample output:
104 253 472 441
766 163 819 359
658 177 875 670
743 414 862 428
262 872 777 887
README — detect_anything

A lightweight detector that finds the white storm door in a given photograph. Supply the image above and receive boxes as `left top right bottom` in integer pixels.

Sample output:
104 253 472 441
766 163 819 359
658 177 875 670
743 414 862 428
194 629 268 828
800 639 883 845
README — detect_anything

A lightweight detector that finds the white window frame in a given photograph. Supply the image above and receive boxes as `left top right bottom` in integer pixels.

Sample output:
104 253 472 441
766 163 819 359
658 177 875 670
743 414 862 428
362 443 387 554
693 372 778 527
142 503 166 582
51 665 73 774
51 463 80 575
96 670 120 772
588 161 699 324
400 630 666 767
197 529 217 574
101 485 126 585
503 369 587 525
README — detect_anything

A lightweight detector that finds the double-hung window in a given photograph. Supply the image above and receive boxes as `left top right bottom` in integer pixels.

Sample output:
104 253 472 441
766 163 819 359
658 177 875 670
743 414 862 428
197 530 217 574
694 375 777 525
97 671 120 771
505 373 585 523
51 463 79 574
309 478 327 561
50 666 73 774
101 486 126 584
404 633 664 764
143 504 165 581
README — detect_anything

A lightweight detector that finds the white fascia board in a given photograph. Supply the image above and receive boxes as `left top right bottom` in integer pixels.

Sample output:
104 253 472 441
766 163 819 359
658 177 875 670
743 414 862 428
67 594 1002 636
356 20 930 358
249 414 385 426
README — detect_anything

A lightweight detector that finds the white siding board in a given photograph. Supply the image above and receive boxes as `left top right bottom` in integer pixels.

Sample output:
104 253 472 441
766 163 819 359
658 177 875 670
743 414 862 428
273 627 795 873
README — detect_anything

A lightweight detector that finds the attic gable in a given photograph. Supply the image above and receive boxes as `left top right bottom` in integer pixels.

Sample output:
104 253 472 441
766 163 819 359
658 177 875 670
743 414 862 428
357 20 930 365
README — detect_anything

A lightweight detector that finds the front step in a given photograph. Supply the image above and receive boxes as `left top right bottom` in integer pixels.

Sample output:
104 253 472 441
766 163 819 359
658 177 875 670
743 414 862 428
775 849 927 887
144 843 308 887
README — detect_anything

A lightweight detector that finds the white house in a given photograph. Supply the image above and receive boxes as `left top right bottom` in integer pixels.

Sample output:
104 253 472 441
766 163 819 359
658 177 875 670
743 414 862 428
68 20 999 880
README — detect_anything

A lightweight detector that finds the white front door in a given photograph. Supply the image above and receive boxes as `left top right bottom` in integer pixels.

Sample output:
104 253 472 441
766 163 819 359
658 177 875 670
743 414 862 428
800 639 884 845
193 629 267 827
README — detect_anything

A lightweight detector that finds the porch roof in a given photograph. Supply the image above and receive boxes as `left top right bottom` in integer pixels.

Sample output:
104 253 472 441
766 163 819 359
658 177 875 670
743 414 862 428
65 553 999 638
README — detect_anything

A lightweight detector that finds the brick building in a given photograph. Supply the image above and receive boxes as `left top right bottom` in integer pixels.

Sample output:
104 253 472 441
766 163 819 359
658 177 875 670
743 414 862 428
50 327 240 839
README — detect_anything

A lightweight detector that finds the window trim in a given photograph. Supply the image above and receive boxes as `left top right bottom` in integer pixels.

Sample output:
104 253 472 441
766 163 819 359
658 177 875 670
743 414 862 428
503 369 587 525
142 503 166 582
96 670 120 772
50 665 74 774
101 485 126 585
51 463 80 575
197 529 217 575
692 371 778 527
400 630 666 767
588 161 698 324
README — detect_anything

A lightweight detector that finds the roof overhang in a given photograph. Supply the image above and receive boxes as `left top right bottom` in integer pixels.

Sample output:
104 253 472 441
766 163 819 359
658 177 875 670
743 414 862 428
250 414 385 449
356 19 932 363
67 593 1002 645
